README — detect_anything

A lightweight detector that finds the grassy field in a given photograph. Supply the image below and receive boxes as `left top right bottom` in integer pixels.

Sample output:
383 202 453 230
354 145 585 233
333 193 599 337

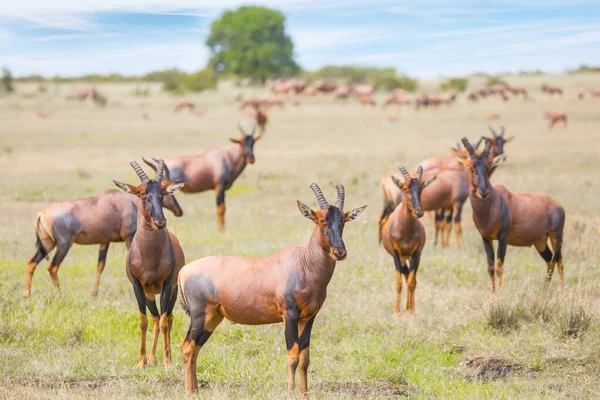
1 75 599 399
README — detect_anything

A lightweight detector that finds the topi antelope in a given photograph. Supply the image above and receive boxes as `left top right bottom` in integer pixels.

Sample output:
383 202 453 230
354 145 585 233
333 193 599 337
178 183 366 395
455 137 566 292
541 84 563 96
541 111 567 130
143 123 263 231
254 107 268 136
113 158 185 369
381 163 436 315
24 188 182 298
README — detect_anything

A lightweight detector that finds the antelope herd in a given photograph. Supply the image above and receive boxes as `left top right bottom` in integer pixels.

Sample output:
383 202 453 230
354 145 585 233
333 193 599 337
23 76 595 395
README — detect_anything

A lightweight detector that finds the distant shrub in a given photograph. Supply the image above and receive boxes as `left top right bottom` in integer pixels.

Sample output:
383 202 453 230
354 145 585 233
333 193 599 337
374 74 418 92
1 67 14 93
153 68 217 94
485 76 508 87
133 85 150 96
38 83 49 93
568 64 600 74
440 78 468 92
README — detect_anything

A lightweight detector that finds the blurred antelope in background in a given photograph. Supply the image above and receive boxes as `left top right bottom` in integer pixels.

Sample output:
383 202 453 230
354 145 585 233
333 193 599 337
541 84 563 96
178 183 366 395
113 158 185 369
541 111 567 129
455 138 565 292
144 123 263 231
381 164 436 315
24 188 183 297
175 100 195 112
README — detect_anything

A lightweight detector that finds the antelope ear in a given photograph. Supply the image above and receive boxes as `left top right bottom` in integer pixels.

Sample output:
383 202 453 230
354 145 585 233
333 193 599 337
455 156 470 168
344 205 367 222
163 182 185 195
391 175 404 190
113 180 138 195
491 154 506 168
297 201 317 222
229 138 241 144
504 136 515 143
422 175 437 188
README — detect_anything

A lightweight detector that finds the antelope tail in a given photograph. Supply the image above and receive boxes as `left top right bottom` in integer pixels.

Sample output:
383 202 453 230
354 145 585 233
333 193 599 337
34 213 53 259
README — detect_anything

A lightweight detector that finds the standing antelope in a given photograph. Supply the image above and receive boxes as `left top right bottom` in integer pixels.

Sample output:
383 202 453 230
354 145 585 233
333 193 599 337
178 183 366 395
381 164 436 315
255 107 268 136
113 158 185 368
143 124 263 231
455 138 565 292
24 189 182 298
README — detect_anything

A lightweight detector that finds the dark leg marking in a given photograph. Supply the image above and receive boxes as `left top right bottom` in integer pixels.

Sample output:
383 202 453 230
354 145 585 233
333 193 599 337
538 246 553 262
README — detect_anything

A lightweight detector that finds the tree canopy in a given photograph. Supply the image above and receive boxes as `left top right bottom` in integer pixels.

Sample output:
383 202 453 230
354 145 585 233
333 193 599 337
206 6 299 82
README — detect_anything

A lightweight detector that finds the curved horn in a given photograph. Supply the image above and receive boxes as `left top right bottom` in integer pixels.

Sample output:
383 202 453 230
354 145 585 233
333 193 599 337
330 183 345 210
250 122 257 137
129 158 149 183
310 183 329 209
474 137 483 150
499 126 505 137
395 161 410 181
461 137 476 157
416 164 423 180
488 125 498 137
482 137 492 156
152 156 165 182
237 122 246 136
142 157 158 173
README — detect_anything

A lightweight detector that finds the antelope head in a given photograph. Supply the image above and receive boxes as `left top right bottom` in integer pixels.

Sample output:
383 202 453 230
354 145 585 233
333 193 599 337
455 137 505 199
297 183 367 261
231 122 264 164
391 163 437 218
488 125 513 156
141 157 184 217
114 157 184 230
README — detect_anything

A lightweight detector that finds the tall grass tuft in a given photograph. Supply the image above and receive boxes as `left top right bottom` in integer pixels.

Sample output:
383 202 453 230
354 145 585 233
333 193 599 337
484 300 527 332
553 297 592 339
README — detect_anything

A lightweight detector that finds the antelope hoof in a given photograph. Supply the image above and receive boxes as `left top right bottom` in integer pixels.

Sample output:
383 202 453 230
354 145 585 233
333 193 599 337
23 289 31 298
394 310 401 318
136 357 148 369
91 289 98 297
163 358 172 369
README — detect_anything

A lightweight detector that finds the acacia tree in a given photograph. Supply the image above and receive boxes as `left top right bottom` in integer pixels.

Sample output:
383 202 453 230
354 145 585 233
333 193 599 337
206 6 299 83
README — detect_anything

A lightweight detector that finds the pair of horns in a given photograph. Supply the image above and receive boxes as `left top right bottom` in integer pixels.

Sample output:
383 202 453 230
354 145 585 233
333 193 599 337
238 122 257 137
461 137 491 158
488 125 505 137
129 156 165 183
310 182 344 210
395 162 422 182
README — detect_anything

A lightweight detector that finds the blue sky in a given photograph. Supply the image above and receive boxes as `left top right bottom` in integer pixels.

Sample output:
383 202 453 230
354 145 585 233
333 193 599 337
1 0 600 78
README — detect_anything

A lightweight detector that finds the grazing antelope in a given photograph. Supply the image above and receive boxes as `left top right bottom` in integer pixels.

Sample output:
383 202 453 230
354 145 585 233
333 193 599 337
91 90 107 107
33 111 51 120
577 89 586 100
355 94 376 106
352 83 374 96
509 86 528 99
466 90 479 102
271 79 290 95
175 100 195 112
487 112 501 121
73 85 96 101
143 123 263 231
113 158 185 369
381 164 436 315
24 188 183 298
334 85 352 100
541 84 563 96
383 89 410 108
240 96 284 111
313 79 337 93
590 88 600 97
455 137 565 292
178 183 366 395
254 107 268 135
541 111 567 129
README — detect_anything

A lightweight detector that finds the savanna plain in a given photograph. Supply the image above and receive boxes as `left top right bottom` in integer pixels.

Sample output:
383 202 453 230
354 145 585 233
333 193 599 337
0 74 599 399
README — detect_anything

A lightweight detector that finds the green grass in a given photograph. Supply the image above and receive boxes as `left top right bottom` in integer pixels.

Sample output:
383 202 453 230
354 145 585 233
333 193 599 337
0 76 599 398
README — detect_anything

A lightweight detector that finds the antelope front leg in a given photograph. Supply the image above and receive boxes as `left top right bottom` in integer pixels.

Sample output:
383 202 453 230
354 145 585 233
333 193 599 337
482 238 496 293
496 233 507 294
91 243 109 296
392 250 404 316
147 299 160 364
298 316 316 396
406 252 421 315
132 278 149 369
216 184 226 232
284 309 300 393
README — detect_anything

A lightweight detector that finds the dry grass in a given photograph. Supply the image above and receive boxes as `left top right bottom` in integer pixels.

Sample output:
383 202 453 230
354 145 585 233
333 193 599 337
0 73 599 399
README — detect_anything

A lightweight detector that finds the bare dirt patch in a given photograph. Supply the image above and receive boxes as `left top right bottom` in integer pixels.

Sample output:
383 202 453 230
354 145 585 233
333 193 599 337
464 356 535 381
324 380 416 397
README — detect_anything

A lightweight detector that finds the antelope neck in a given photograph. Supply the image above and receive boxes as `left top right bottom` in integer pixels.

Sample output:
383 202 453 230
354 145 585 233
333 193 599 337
298 225 337 284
